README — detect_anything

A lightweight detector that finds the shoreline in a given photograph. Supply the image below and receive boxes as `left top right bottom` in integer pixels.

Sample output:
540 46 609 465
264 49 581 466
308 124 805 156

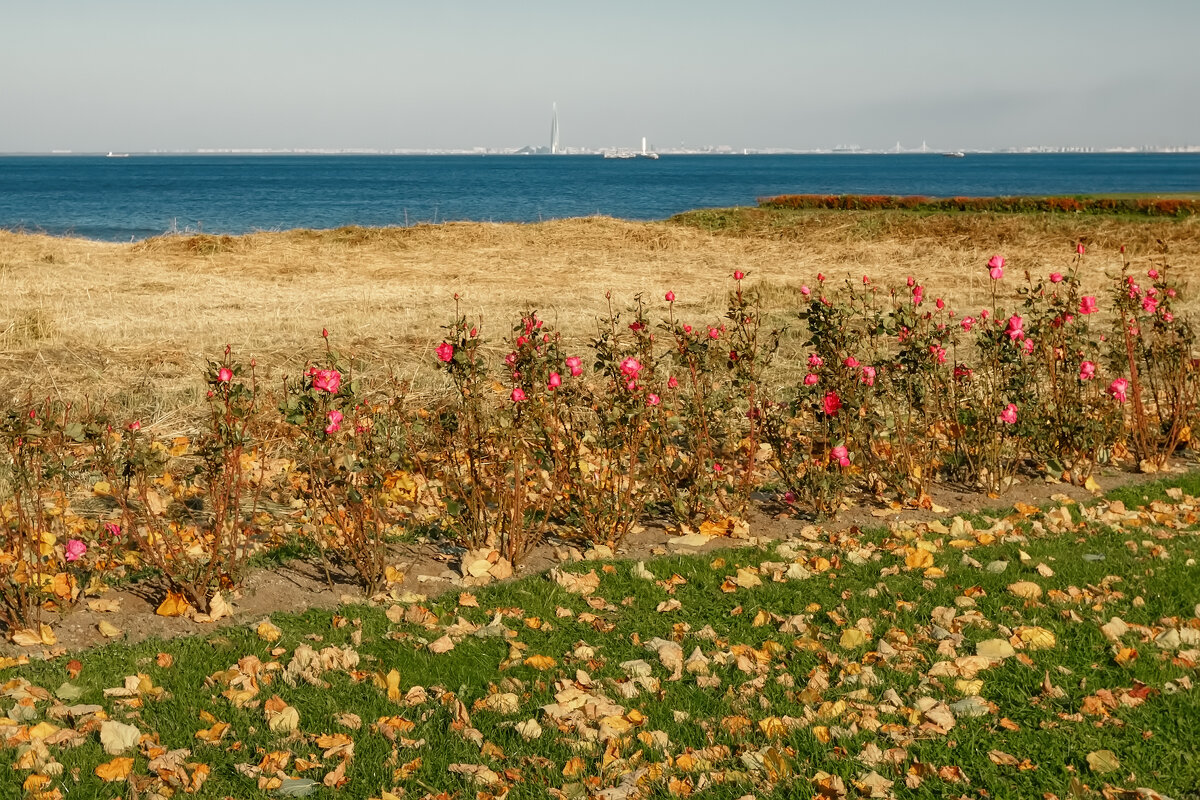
2 194 1197 246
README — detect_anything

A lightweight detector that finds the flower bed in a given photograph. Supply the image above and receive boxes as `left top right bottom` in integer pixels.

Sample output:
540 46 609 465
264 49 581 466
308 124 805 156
1 244 1196 638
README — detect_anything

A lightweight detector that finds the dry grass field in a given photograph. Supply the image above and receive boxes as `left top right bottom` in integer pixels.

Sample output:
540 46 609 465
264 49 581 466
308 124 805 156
1 209 1196 428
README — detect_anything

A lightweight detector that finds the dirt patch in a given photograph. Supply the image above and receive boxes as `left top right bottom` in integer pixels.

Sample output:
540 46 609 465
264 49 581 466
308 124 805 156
4 458 1188 659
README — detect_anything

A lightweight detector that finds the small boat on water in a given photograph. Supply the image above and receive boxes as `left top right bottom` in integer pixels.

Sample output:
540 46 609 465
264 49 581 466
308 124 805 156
106 152 129 158
604 137 659 159
943 151 965 158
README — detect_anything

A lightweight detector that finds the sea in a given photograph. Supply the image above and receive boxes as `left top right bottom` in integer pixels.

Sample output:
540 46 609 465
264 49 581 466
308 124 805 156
1 153 1197 242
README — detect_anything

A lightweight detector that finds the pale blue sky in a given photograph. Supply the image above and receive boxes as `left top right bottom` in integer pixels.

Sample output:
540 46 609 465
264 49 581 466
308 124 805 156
2 0 1196 151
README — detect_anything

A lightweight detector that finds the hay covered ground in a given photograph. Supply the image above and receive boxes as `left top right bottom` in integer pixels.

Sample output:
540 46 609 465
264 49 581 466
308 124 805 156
1 209 1197 426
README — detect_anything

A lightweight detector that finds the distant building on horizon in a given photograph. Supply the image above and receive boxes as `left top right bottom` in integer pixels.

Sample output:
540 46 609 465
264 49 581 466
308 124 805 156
550 103 561 155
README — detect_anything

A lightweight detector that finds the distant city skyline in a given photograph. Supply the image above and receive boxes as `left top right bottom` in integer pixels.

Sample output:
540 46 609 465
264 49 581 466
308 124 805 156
2 0 1197 153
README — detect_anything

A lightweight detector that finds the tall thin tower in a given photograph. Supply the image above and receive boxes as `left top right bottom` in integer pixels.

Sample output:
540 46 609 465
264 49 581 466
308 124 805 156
550 103 561 155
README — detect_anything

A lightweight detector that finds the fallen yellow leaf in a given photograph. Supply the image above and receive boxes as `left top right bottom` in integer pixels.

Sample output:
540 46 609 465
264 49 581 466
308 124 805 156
525 654 557 671
1086 749 1120 773
1114 646 1139 666
256 620 282 642
194 721 231 743
905 549 934 569
839 628 867 649
386 669 401 703
11 624 56 647
157 592 192 618
758 717 787 738
94 757 134 782
1015 626 1056 650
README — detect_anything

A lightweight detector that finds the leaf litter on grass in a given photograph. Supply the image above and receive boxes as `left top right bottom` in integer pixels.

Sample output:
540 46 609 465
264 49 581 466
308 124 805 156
1 485 1199 799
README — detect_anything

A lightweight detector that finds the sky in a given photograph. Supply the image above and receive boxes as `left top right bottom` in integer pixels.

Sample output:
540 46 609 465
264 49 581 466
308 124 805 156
2 0 1197 152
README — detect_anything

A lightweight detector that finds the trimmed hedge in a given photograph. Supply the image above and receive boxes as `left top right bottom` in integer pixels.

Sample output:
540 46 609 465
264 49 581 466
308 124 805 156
758 194 1199 217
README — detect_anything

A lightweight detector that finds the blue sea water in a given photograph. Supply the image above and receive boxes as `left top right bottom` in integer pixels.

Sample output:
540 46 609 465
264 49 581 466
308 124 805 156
0 153 1197 242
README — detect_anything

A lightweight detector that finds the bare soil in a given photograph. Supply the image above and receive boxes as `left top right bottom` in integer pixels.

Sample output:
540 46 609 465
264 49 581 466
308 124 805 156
10 457 1183 658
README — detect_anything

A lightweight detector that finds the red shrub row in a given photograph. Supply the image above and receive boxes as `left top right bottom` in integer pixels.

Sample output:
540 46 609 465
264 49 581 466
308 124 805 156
758 194 1199 217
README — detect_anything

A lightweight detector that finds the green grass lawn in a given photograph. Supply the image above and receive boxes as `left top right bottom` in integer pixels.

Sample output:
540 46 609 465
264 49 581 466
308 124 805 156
4 474 1199 799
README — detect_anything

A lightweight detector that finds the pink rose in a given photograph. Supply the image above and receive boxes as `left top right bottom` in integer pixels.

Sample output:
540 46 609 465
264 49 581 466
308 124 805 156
804 373 819 386
1049 273 1063 283
313 369 342 394
860 365 876 386
619 357 642 378
647 393 661 406
733 270 745 281
989 266 1004 280
548 372 562 390
808 354 823 368
65 539 87 563
1076 243 1085 255
1147 269 1159 279
218 367 233 383
822 391 841 416
862 275 870 285
667 375 678 389
325 409 343 434
935 298 945 310
1006 315 1025 341
1022 339 1035 356
1079 361 1096 380
800 285 811 296
708 327 720 340
843 357 859 368
435 342 454 363
998 403 1018 425
961 316 975 332
912 285 924 305
566 356 583 377
1142 295 1158 314
1079 296 1098 315
665 291 675 302
510 387 527 403
128 420 141 432
830 445 850 467
906 276 915 287
988 255 1005 270
1107 378 1128 403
